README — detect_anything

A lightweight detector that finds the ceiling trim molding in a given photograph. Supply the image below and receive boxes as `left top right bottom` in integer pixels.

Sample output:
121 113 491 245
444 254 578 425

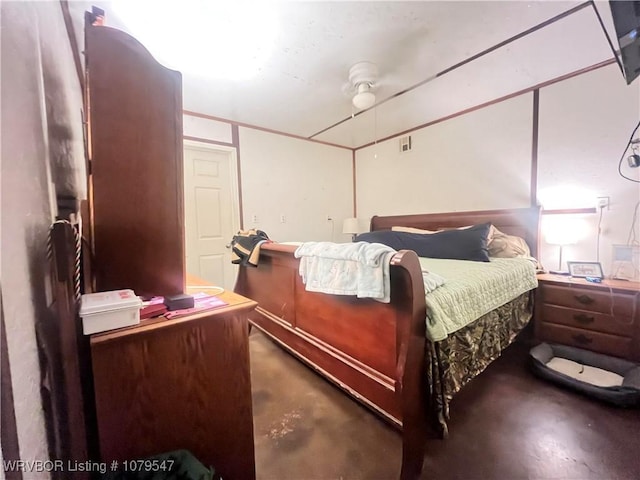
531 89 540 208
183 110 354 151
354 57 616 151
309 1 592 140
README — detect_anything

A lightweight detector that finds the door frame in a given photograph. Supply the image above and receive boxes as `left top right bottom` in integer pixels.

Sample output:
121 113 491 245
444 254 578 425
183 139 241 287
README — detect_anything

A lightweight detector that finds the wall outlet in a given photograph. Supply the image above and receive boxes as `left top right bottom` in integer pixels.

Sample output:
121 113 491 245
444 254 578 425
280 214 286 223
596 196 610 209
326 214 332 221
252 214 259 223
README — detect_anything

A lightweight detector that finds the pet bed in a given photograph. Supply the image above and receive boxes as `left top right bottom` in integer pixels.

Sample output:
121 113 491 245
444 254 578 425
529 343 640 407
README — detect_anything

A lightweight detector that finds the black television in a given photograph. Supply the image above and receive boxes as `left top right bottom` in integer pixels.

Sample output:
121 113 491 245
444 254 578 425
610 1 640 85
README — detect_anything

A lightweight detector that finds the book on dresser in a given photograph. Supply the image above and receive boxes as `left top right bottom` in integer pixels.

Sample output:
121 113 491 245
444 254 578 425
534 273 640 362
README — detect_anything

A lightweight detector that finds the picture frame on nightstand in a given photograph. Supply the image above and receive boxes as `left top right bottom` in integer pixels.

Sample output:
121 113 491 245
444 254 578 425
567 261 604 279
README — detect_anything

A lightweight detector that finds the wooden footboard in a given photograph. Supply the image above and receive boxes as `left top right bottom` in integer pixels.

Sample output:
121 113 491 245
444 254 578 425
235 242 429 479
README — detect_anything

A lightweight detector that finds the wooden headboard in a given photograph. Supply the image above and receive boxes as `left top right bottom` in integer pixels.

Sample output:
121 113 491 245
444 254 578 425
370 207 541 259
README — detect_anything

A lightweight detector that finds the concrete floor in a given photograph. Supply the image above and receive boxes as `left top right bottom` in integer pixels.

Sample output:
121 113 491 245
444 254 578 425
249 330 640 480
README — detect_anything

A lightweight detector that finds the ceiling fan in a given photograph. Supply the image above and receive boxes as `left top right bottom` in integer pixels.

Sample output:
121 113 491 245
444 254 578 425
345 61 379 110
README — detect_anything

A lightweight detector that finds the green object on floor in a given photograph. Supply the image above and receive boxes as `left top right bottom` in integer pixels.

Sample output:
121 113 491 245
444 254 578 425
102 450 217 480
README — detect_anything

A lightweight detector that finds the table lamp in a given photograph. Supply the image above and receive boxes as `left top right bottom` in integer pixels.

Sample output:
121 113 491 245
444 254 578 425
342 218 360 241
544 217 582 274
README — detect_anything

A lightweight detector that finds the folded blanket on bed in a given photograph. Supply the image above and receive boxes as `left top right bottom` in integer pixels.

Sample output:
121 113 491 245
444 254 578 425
294 242 396 302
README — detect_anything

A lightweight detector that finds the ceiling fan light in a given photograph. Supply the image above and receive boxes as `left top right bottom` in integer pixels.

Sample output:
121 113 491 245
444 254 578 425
352 91 376 110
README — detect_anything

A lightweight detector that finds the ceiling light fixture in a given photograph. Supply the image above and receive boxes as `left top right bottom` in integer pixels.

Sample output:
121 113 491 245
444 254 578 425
349 61 378 110
352 83 376 110
111 1 279 80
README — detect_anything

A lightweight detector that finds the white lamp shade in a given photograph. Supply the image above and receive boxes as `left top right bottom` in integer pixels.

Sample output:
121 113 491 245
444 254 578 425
352 91 375 110
543 216 588 245
342 218 360 235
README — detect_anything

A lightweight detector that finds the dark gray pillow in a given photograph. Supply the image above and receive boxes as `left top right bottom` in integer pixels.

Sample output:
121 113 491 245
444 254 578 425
355 223 491 262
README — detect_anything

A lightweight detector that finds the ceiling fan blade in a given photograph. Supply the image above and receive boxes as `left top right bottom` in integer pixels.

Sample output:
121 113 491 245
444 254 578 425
341 80 356 97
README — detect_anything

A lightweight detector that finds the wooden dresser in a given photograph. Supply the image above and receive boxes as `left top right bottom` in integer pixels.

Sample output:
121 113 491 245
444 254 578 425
90 289 257 480
535 274 640 361
85 24 185 297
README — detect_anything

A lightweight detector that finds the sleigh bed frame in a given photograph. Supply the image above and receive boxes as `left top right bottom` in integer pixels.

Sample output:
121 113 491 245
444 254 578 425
235 207 540 479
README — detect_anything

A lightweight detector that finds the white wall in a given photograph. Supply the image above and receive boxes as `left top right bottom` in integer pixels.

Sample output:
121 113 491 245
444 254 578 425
1 1 87 473
183 114 232 144
239 127 353 242
356 93 534 221
538 64 640 277
355 64 640 279
2 3 52 471
182 116 355 242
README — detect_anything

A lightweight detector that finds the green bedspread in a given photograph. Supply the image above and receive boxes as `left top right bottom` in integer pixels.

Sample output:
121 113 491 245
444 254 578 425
419 257 538 341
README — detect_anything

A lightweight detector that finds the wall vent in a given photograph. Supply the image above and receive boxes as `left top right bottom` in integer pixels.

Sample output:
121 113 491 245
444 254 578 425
399 135 412 153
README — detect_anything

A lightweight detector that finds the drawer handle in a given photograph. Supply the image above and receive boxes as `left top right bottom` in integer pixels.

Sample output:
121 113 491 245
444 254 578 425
572 334 593 345
573 313 595 324
574 294 594 305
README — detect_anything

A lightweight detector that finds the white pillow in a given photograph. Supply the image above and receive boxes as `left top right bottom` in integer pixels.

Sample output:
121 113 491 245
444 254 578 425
391 226 438 234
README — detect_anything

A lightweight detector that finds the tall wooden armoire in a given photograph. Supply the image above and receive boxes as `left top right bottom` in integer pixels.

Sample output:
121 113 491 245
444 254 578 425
85 24 185 297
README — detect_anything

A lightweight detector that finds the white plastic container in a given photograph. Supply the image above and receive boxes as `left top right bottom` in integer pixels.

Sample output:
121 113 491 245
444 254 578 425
79 289 142 335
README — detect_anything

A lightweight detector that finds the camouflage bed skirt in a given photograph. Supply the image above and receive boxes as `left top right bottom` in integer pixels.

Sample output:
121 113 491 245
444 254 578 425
426 290 534 437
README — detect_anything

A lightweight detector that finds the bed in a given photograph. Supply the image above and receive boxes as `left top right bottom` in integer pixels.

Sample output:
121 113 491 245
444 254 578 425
234 207 540 479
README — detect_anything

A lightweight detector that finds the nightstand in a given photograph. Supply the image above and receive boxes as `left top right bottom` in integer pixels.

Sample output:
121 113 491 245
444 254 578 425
534 274 640 361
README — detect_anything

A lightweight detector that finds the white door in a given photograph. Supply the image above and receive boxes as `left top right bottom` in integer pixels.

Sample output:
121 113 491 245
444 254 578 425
184 142 240 290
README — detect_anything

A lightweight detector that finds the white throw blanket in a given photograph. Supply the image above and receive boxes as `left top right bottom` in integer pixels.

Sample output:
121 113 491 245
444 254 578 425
294 241 397 303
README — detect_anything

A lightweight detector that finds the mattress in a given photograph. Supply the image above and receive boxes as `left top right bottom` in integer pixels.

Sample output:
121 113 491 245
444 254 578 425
418 257 538 341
